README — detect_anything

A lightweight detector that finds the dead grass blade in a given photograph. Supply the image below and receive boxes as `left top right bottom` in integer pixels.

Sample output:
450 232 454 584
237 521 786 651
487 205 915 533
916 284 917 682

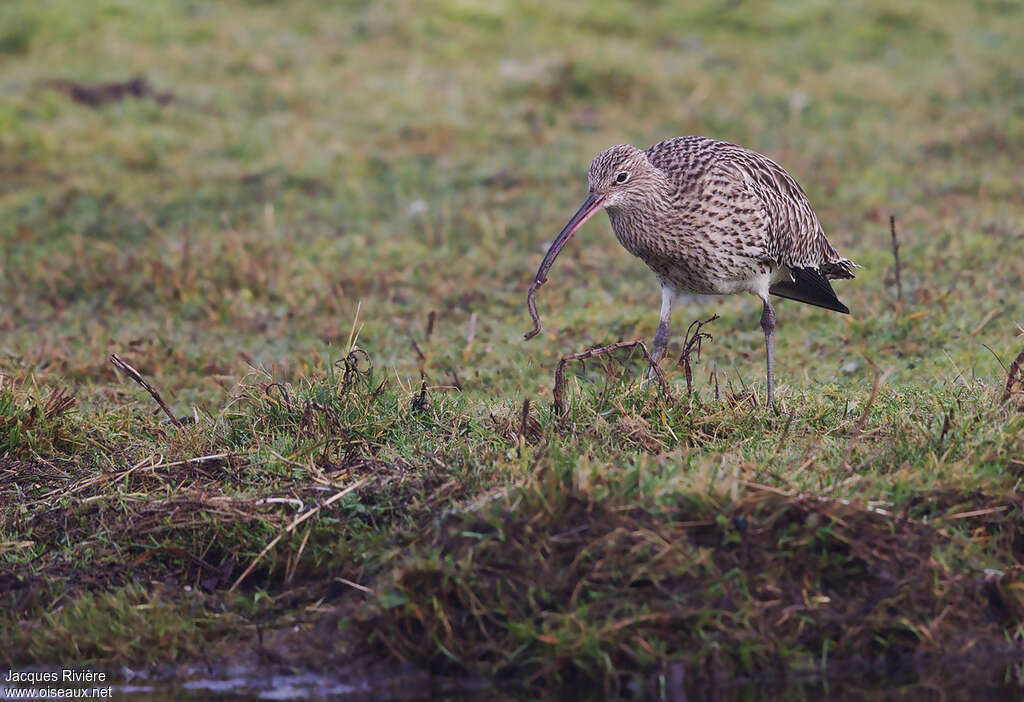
41 387 75 419
230 476 371 592
110 353 182 428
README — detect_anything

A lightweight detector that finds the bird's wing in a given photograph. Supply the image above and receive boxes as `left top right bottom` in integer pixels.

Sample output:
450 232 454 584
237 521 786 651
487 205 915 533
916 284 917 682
709 146 856 279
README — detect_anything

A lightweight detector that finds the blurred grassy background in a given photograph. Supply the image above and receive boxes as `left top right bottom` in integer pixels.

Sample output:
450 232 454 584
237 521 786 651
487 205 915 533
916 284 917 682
1 0 1021 414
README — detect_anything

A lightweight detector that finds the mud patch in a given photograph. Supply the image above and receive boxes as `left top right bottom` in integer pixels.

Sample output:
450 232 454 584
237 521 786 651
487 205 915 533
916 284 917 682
43 76 173 107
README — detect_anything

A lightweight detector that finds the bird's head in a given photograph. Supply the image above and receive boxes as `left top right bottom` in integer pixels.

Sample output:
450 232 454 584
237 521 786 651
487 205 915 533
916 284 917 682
524 142 667 339
529 144 660 289
586 143 659 209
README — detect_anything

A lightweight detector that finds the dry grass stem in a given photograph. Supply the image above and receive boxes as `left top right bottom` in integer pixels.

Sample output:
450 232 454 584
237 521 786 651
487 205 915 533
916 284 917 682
230 477 371 592
110 354 183 428
890 215 904 304
677 314 719 395
553 340 668 416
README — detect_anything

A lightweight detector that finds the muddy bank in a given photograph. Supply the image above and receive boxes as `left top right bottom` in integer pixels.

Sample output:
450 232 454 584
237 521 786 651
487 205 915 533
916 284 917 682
357 480 1024 686
5 466 1024 692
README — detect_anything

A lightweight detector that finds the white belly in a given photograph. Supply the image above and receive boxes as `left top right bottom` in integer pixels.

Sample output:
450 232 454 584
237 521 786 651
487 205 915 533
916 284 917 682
662 264 789 300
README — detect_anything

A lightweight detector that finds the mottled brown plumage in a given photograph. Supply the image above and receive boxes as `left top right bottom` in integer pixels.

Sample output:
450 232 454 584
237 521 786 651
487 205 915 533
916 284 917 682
527 136 858 406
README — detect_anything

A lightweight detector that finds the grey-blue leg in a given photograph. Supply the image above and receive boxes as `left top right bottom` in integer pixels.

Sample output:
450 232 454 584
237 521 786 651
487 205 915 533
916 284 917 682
648 285 674 380
760 297 777 406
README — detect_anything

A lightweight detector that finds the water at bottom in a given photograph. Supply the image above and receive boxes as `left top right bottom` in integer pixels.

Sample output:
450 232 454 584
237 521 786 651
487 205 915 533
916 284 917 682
63 660 1021 702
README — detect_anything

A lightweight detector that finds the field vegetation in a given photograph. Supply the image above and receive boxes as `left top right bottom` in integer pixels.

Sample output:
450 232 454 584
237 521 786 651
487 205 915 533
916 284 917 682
2 0 1023 696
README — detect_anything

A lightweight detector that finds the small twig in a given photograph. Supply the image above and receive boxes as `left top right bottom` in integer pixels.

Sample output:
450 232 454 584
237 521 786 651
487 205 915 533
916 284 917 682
335 576 374 594
890 215 903 304
981 344 1008 374
411 375 429 413
337 347 372 395
553 340 668 416
130 453 229 473
266 448 311 471
942 505 1011 521
110 354 182 428
1001 346 1024 406
466 312 477 344
408 335 426 362
517 398 530 455
425 310 436 340
448 368 464 392
676 314 719 395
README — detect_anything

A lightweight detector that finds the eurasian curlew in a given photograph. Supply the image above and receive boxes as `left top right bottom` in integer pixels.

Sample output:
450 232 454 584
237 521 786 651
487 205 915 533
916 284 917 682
525 136 858 406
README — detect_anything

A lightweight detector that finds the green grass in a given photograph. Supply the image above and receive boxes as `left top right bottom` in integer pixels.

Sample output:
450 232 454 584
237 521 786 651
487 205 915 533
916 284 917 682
2 0 1024 692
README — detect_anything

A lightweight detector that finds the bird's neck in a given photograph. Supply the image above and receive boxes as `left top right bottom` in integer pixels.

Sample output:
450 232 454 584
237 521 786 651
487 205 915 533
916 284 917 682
606 176 674 257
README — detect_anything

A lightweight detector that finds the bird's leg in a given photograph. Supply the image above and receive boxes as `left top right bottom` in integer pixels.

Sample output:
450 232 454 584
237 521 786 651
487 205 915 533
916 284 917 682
646 285 673 383
760 297 777 407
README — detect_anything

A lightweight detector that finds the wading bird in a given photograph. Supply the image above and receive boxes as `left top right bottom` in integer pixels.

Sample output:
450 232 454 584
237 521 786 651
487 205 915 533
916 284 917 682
525 137 857 406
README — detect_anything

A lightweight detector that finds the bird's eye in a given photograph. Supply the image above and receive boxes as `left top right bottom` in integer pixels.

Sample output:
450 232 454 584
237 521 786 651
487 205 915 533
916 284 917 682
615 171 629 184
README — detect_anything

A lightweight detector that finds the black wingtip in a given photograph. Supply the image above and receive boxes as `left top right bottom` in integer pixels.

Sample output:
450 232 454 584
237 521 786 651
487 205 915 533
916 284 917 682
770 267 851 314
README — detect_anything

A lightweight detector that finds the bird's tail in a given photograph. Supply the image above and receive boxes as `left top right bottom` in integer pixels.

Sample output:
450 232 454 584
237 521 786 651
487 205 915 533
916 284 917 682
770 267 850 314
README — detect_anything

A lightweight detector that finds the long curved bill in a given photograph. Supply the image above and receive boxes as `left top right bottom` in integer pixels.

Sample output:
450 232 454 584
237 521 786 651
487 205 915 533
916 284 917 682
524 192 606 340
534 192 605 286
